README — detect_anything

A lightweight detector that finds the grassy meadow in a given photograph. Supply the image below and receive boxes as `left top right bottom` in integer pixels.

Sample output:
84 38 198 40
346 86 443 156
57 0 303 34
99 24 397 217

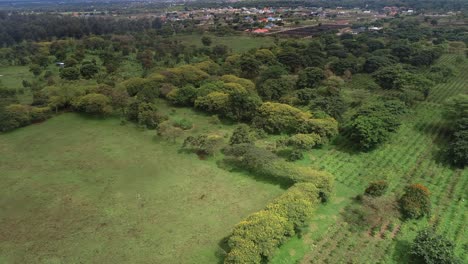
0 66 34 104
0 113 284 264
272 54 468 263
173 33 276 53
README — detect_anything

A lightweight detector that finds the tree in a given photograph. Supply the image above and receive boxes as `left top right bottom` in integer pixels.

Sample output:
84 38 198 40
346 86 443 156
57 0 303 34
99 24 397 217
444 95 468 167
364 180 388 197
201 36 212 46
167 85 198 106
239 55 260 79
80 62 99 79
137 49 154 70
59 67 80 80
72 93 113 115
346 101 406 150
399 184 431 219
29 64 42 77
411 228 460 264
230 124 254 145
330 57 359 75
363 56 393 73
296 67 325 89
277 51 304 73
258 75 295 101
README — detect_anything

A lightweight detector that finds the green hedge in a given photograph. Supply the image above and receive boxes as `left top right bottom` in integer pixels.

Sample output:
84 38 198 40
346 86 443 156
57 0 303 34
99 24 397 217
223 145 334 263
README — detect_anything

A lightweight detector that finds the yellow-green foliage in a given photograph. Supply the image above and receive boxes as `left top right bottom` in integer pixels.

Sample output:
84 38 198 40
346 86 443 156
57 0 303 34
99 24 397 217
253 102 311 134
254 49 276 64
227 210 293 261
193 60 221 75
302 118 339 139
30 106 52 122
161 65 209 87
223 144 334 263
194 92 229 113
220 75 256 93
224 238 261 264
266 183 320 228
72 93 113 115
253 102 339 139
279 133 322 150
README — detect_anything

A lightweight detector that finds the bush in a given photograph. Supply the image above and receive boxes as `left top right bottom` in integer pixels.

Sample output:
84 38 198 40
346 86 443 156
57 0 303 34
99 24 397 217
59 67 80 80
182 133 224 156
399 184 431 219
411 228 460 264
72 93 113 115
172 118 193 130
287 149 304 162
278 133 322 150
229 124 254 145
365 180 389 197
30 107 52 122
167 85 198 106
266 184 319 229
252 102 311 134
227 210 293 261
0 104 31 132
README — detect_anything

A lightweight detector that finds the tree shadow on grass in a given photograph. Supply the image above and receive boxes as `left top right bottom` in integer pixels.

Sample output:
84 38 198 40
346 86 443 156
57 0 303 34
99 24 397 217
215 235 230 264
216 159 293 190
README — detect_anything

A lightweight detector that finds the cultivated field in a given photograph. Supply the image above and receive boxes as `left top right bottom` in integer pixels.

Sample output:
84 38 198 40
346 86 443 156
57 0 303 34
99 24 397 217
0 113 284 263
273 54 468 263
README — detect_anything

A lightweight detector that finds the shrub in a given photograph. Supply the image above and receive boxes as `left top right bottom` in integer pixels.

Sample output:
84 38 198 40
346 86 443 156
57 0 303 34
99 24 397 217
228 210 293 260
138 108 167 129
278 133 322 150
59 67 80 80
224 238 261 264
287 149 304 162
365 180 389 197
0 104 31 132
167 85 198 106
399 184 431 219
157 120 184 143
411 228 460 264
253 102 311 134
229 124 254 145
182 134 224 156
30 107 52 122
72 93 113 115
172 118 193 130
266 183 320 229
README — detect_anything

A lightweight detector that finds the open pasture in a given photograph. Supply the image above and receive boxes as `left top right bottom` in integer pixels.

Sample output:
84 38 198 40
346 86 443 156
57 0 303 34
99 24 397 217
0 113 284 264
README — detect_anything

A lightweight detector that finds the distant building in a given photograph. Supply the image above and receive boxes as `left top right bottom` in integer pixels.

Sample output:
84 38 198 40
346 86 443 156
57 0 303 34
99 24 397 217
252 28 269 34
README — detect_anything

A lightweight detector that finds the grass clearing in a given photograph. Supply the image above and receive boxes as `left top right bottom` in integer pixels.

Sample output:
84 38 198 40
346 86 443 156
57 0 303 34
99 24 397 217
173 33 276 53
0 113 284 264
0 66 34 104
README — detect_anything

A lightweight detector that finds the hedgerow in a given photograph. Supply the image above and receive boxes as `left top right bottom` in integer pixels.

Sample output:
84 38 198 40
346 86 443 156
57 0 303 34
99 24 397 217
223 144 334 263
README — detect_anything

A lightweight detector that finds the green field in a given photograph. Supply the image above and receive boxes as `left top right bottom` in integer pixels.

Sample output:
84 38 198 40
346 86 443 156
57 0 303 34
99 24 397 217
0 113 284 264
174 33 276 53
0 66 34 104
272 54 468 263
